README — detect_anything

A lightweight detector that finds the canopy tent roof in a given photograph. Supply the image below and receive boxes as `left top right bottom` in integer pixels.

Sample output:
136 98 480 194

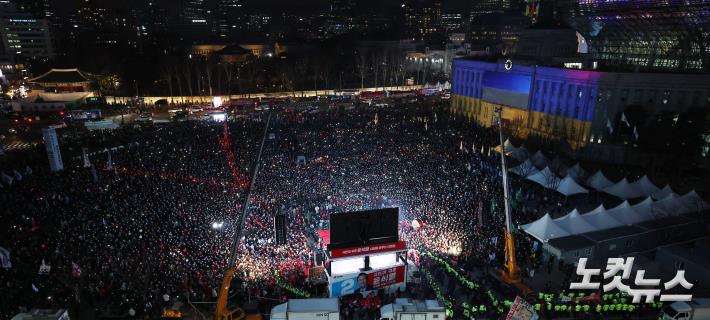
510 145 529 162
677 190 710 212
553 209 597 234
509 159 537 177
652 184 677 200
652 193 691 216
28 68 91 85
526 166 559 189
630 175 661 197
531 150 549 168
579 205 623 230
586 170 614 191
521 213 570 242
631 196 669 218
556 174 589 196
606 200 651 225
495 138 517 155
603 177 646 199
566 163 588 183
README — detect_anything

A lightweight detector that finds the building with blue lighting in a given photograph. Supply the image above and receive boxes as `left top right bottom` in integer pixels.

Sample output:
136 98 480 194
451 58 710 147
555 0 710 72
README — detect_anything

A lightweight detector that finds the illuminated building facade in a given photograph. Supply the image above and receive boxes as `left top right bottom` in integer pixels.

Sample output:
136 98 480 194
404 0 442 39
555 0 710 72
451 59 710 147
0 3 53 58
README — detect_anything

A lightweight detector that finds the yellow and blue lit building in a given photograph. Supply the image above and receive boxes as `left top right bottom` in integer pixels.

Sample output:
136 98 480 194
450 59 710 148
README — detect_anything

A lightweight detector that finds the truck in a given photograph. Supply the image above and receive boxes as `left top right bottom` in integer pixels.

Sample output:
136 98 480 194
270 298 340 320
661 298 710 320
380 298 446 320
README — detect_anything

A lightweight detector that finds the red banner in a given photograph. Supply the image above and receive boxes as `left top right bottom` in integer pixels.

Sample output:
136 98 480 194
367 265 406 289
330 241 407 258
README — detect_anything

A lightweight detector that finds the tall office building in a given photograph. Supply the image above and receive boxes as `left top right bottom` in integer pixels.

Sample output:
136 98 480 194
555 0 710 72
404 0 442 40
0 2 53 58
218 0 242 38
469 0 511 23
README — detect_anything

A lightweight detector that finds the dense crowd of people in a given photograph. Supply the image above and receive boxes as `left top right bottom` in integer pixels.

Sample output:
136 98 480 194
0 100 612 319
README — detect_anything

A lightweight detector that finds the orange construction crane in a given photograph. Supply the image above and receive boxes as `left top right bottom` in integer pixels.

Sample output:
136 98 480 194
494 108 531 295
214 114 272 320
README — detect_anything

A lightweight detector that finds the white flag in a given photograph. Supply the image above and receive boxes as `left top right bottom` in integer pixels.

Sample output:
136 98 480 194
606 119 614 133
38 259 51 274
107 152 113 172
82 148 91 168
0 246 11 269
621 112 630 126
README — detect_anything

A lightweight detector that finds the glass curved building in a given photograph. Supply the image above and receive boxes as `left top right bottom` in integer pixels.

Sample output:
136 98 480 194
555 0 710 72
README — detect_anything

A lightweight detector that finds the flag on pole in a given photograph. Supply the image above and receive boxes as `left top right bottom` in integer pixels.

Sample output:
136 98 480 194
82 148 91 168
606 119 614 133
633 126 639 141
38 259 51 274
621 112 630 127
107 152 113 172
0 246 11 269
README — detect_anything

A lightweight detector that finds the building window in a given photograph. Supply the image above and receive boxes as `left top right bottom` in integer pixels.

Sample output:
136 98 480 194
625 239 634 247
585 248 592 256
573 251 580 258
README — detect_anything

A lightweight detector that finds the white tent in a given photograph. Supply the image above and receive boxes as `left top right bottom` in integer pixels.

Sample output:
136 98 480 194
603 177 646 199
606 200 650 225
556 175 589 196
579 205 624 230
651 184 676 200
631 196 668 219
586 170 614 191
652 193 691 216
630 175 661 198
510 146 529 162
526 167 560 189
509 159 537 177
554 209 597 235
496 138 517 155
677 190 710 212
566 163 587 183
521 213 571 242
531 150 549 168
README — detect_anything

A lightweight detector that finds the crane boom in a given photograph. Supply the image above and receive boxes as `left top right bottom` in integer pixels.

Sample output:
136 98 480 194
215 113 272 320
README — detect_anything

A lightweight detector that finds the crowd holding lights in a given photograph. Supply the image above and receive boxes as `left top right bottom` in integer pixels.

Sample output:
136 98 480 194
0 101 664 319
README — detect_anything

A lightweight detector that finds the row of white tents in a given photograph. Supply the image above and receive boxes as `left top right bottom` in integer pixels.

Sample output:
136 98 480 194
522 191 710 242
502 139 695 201
423 81 452 91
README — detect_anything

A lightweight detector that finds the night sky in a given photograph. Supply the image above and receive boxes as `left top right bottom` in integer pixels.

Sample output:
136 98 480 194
52 0 471 13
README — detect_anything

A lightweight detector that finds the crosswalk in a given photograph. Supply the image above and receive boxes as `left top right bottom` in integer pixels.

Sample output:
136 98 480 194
1 141 40 152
